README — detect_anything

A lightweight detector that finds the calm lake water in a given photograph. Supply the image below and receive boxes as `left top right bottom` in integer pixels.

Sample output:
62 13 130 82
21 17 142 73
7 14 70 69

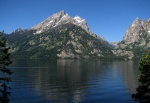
9 59 140 103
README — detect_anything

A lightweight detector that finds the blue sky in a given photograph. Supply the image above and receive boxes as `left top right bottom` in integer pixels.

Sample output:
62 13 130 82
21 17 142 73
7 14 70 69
0 0 150 42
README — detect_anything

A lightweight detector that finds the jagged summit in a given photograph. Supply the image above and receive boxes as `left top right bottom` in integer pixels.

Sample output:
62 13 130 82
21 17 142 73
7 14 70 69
30 10 92 35
113 17 150 59
29 10 106 42
29 10 114 49
29 10 111 46
130 17 141 27
31 10 72 34
73 15 91 34
123 17 150 44
57 10 65 15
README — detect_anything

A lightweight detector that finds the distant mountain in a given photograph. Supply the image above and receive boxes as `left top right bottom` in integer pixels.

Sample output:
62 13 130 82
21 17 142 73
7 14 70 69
6 11 114 59
112 18 150 59
31 11 92 36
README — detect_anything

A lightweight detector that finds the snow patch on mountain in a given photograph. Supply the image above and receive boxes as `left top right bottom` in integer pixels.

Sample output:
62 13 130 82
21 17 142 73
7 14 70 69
31 11 91 35
74 16 85 23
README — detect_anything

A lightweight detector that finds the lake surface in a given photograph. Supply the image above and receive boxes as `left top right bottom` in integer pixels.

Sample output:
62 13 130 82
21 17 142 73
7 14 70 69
9 59 140 103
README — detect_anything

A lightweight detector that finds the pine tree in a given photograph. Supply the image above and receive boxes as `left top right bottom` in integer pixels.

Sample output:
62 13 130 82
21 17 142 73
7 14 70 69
0 32 12 103
132 50 150 103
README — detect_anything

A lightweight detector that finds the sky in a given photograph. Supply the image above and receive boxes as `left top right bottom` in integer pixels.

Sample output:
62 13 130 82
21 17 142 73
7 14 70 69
0 0 150 42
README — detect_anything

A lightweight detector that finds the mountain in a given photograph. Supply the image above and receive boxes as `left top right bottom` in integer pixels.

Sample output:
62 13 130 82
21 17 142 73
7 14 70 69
123 18 150 46
6 11 114 59
112 18 150 59
31 10 92 35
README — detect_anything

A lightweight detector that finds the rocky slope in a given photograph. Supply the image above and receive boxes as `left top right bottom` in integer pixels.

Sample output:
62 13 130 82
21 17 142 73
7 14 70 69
6 11 114 59
31 10 113 48
112 18 150 59
31 11 93 36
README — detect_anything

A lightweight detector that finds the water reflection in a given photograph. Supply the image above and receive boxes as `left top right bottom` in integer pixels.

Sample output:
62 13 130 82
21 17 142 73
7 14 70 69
122 60 140 93
10 59 139 103
110 60 140 93
34 60 88 102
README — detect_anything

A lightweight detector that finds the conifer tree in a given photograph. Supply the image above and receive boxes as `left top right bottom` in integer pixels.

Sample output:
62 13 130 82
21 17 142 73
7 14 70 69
0 32 12 103
132 50 150 103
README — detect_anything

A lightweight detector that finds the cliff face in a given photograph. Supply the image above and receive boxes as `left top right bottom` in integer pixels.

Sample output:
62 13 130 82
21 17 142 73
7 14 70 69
113 18 150 59
122 18 150 46
31 11 93 36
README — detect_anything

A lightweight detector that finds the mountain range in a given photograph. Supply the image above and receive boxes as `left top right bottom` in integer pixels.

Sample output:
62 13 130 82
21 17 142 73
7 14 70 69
5 11 150 59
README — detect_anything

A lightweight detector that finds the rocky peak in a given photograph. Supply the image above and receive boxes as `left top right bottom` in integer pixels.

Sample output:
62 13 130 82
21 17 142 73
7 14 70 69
131 17 141 27
115 17 150 58
56 10 65 17
30 10 94 35
73 15 90 34
73 15 113 48
27 10 112 48
123 17 144 44
31 10 72 34
111 17 150 59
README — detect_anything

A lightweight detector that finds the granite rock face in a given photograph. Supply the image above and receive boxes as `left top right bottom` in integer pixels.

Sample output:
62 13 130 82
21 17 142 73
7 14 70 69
113 18 150 59
122 18 150 46
31 10 73 34
31 11 91 35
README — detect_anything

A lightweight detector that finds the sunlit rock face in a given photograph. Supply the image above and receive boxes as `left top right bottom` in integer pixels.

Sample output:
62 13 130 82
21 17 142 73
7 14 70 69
123 18 150 46
31 10 73 34
31 11 91 35
123 18 143 44
113 18 150 59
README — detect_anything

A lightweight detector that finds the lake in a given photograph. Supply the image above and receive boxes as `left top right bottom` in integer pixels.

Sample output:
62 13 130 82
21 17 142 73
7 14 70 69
9 59 140 103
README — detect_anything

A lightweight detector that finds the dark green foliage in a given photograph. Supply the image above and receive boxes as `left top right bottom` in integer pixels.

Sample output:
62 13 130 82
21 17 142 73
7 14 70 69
0 32 12 103
132 50 150 103
120 40 125 44
139 30 148 40
132 46 147 58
